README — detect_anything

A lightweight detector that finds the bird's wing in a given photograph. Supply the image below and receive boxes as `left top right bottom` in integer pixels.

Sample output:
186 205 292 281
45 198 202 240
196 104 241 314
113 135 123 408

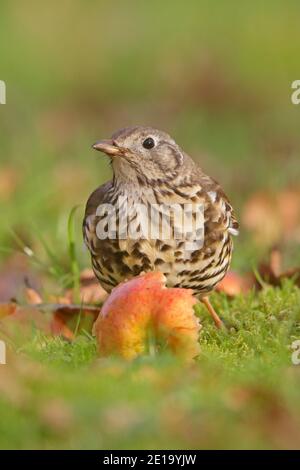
84 181 113 218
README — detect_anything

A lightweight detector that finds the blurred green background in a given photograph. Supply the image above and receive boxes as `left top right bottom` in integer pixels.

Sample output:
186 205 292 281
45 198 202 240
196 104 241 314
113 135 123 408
0 0 299 281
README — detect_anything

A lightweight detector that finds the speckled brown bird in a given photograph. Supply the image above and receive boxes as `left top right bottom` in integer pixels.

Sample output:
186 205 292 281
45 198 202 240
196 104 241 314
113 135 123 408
83 126 239 327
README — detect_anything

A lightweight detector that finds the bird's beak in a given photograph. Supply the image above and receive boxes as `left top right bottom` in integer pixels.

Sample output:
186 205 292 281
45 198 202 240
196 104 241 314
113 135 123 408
92 139 122 157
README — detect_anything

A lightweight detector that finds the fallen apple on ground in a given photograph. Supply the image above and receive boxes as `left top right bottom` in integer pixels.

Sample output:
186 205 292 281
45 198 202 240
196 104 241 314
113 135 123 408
93 272 201 361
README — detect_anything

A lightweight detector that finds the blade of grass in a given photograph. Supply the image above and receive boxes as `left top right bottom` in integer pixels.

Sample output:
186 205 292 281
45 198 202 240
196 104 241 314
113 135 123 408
34 229 66 276
252 265 269 290
74 304 83 338
9 229 67 282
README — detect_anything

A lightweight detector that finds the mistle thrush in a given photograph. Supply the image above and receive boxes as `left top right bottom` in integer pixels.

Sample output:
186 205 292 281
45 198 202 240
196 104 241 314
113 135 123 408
83 127 239 327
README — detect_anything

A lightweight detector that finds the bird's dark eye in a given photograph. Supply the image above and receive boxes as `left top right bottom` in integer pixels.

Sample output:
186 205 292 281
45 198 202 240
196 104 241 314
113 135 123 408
142 137 155 149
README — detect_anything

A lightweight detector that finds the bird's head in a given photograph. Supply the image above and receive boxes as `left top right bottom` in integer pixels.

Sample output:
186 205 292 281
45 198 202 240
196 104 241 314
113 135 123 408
92 126 188 184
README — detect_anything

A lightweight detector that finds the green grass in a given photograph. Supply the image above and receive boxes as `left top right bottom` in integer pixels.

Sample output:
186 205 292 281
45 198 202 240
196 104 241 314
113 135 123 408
1 282 300 449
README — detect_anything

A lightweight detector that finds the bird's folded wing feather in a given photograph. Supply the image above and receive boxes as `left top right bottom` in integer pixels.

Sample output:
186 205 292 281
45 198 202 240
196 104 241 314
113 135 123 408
200 174 239 237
